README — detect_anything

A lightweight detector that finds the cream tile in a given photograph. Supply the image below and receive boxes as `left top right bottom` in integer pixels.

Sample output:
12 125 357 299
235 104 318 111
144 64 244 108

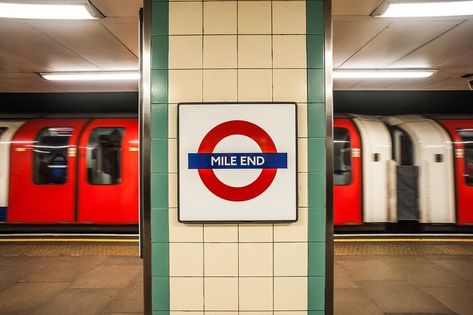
239 277 273 311
273 69 307 103
298 138 308 173
238 35 271 68
170 277 204 311
274 208 308 242
203 70 237 102
297 173 308 207
274 277 307 310
204 1 237 34
171 312 203 315
170 243 204 276
205 313 238 315
169 173 178 208
169 208 204 243
203 35 237 68
169 139 178 173
238 224 273 242
169 2 203 35
169 36 202 69
273 35 306 68
297 103 308 138
204 277 238 311
272 1 306 34
239 243 272 276
169 70 202 103
169 103 178 139
274 243 308 276
204 243 238 276
238 1 271 34
237 69 272 101
277 312 308 315
204 224 238 242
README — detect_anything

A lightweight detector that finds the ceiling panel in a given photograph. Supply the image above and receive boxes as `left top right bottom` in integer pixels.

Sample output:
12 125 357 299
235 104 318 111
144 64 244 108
0 21 95 72
341 20 463 68
91 0 143 17
333 18 391 68
333 0 383 16
28 21 138 70
102 21 139 57
392 20 473 69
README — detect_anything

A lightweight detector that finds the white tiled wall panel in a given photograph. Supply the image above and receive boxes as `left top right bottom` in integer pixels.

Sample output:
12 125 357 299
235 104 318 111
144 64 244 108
168 1 308 313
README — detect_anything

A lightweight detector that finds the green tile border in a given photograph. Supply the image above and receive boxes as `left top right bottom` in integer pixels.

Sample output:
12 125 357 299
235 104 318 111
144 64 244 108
151 0 170 313
307 0 327 313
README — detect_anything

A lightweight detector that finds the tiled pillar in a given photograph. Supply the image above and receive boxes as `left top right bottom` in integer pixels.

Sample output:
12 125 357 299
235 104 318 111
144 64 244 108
148 0 331 314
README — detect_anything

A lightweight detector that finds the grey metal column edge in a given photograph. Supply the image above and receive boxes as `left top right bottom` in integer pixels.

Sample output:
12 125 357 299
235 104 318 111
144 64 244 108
139 1 152 314
324 0 334 314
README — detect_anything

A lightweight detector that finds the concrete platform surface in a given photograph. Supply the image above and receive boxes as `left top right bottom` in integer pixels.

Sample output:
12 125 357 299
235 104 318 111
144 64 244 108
0 240 472 314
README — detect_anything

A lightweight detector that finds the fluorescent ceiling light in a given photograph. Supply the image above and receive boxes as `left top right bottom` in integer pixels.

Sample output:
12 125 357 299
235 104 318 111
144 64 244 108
373 1 473 17
333 70 435 79
40 71 139 81
0 1 103 20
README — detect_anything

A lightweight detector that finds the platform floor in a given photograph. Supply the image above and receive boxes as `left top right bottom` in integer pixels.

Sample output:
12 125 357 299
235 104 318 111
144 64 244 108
0 239 472 315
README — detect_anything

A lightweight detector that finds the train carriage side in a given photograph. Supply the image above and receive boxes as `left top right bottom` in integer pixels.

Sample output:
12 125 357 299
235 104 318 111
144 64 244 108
0 121 25 222
7 119 88 223
436 119 473 225
76 118 139 224
333 118 362 225
384 116 455 224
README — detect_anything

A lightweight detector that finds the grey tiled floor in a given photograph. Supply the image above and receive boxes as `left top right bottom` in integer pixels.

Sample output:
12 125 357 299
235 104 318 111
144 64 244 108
0 243 472 314
0 255 143 315
334 254 473 315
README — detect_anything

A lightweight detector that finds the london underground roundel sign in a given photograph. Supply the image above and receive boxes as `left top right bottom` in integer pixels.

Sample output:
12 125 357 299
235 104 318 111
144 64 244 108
178 103 297 222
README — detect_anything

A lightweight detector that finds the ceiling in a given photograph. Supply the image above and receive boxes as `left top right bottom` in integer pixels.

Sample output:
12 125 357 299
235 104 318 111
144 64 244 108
0 0 472 92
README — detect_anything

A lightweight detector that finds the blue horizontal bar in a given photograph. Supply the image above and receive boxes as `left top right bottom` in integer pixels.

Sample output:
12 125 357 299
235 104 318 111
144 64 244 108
188 153 287 169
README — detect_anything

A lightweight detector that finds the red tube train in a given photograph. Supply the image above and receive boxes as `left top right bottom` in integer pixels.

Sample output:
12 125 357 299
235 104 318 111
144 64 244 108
0 118 138 227
334 115 473 230
0 115 472 231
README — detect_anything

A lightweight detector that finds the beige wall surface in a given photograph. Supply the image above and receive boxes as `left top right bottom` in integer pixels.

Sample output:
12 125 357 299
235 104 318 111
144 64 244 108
166 1 310 313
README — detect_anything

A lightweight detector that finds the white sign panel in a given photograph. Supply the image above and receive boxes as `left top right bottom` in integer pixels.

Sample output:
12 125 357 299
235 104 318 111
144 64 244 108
178 103 297 222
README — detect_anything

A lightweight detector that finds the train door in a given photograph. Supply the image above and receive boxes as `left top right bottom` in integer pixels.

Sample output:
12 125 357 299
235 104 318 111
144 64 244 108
391 127 419 221
333 118 362 225
77 118 138 224
436 119 473 225
456 129 473 224
8 119 88 223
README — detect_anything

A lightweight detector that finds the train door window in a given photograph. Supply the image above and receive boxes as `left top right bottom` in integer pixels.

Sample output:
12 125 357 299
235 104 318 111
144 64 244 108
458 129 473 186
33 127 73 185
393 128 414 166
87 128 124 185
0 127 6 138
334 128 352 185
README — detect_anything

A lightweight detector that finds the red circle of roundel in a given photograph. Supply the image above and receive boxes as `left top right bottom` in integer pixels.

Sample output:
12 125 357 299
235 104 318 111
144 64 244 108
197 120 277 202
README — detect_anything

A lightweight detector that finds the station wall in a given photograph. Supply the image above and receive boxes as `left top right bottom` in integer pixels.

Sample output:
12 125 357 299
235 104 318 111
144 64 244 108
149 0 329 313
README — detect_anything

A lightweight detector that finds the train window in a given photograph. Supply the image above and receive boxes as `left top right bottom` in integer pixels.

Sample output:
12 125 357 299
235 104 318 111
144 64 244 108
334 128 352 185
435 154 443 163
33 127 73 185
87 128 124 185
458 129 473 186
0 127 6 139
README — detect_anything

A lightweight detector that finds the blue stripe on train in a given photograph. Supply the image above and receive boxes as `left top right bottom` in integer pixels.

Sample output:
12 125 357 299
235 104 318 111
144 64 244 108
0 207 6 221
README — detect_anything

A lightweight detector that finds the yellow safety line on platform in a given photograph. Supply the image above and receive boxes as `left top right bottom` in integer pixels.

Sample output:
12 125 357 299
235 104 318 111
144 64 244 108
0 238 139 243
335 238 473 243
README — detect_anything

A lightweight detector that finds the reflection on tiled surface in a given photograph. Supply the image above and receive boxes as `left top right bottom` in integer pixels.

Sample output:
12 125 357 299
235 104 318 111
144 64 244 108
0 242 472 314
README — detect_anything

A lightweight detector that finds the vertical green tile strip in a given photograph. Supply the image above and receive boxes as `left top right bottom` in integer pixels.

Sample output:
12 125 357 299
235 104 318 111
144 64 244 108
307 0 327 312
151 0 169 313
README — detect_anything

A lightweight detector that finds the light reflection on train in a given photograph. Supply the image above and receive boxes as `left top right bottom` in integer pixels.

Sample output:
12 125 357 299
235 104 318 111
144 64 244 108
0 115 472 229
